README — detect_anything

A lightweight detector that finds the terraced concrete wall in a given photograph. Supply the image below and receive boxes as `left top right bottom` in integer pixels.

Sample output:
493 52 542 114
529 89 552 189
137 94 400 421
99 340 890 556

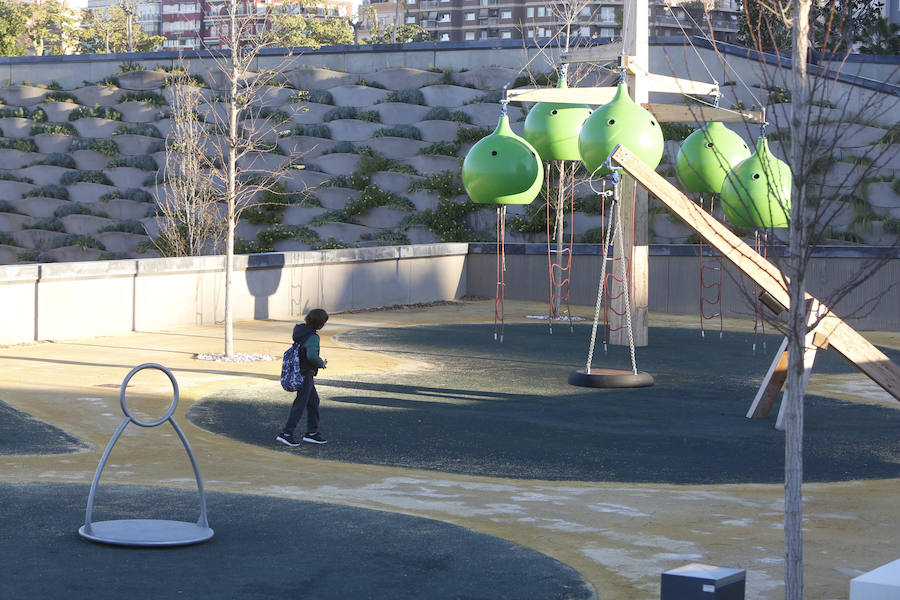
466 245 900 331
0 243 467 345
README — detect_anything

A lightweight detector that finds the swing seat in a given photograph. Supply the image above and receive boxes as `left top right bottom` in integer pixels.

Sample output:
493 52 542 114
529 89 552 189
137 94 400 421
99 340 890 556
568 369 654 388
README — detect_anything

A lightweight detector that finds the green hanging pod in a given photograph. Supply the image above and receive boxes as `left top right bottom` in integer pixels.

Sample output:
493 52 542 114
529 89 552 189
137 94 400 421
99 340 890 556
675 122 751 194
462 114 544 205
720 137 792 228
578 83 664 175
523 76 593 162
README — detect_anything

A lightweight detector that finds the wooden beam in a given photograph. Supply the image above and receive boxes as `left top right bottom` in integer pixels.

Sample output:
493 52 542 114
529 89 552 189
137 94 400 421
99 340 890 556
643 103 765 124
561 42 624 64
504 87 617 105
747 337 789 419
609 144 900 402
646 73 719 97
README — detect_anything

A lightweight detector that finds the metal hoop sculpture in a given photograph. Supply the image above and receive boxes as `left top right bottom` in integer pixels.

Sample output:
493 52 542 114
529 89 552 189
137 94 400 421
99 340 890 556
570 170 654 389
79 363 214 547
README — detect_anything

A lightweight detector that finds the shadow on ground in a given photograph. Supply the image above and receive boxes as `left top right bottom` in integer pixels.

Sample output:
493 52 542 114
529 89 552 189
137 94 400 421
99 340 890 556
0 482 593 599
0 400 89 454
188 324 900 484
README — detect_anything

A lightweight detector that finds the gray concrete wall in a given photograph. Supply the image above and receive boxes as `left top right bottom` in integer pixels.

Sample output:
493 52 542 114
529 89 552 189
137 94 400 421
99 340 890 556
0 243 468 345
466 245 900 332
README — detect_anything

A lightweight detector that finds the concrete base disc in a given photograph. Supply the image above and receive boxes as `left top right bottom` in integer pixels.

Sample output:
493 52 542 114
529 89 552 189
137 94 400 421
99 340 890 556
568 369 655 388
78 519 214 547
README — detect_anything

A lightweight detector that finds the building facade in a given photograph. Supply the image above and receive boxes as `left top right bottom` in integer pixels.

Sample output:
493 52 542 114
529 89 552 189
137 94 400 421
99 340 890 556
401 0 739 43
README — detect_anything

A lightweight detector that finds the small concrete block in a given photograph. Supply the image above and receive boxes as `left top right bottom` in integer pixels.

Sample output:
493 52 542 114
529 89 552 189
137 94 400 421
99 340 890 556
851 558 900 600
661 563 745 600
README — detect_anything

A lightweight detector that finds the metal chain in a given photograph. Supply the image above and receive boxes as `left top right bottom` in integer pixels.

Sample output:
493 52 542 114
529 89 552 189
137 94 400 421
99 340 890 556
585 182 617 374
613 184 639 375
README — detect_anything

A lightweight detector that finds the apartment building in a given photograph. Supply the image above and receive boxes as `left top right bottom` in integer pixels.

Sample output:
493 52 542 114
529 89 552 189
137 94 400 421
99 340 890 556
86 0 163 38
158 0 352 51
402 0 739 43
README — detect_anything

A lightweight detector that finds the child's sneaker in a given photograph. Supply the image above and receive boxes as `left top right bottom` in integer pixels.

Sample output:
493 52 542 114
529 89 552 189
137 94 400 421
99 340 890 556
276 432 301 447
303 432 327 444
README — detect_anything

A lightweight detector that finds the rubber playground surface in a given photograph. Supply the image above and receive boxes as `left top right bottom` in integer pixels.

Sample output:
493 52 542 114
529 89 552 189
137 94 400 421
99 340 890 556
2 300 900 599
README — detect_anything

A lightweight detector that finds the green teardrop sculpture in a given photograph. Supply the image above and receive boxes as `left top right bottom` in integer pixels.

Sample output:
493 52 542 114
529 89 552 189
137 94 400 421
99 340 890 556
462 115 544 205
720 137 792 228
578 83 665 175
523 77 593 162
675 122 751 194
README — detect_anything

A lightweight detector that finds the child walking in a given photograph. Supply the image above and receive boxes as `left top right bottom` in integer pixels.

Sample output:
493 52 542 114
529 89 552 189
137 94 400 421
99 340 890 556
276 308 329 446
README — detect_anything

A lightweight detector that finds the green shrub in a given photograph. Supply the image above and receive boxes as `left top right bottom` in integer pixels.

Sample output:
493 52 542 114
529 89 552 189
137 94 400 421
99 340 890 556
283 123 331 138
383 89 425 105
371 231 410 246
30 123 77 136
99 251 130 260
0 138 38 152
118 62 143 73
0 106 29 119
99 219 145 234
358 110 381 123
0 172 34 184
154 65 207 88
767 85 792 104
54 203 107 218
145 139 167 153
33 217 65 232
70 138 120 156
25 184 68 200
290 89 333 105
343 185 415 218
99 187 154 203
465 91 503 105
325 141 359 155
309 210 348 225
512 71 557 88
424 107 471 123
408 170 465 199
254 107 291 123
16 250 40 262
112 124 162 138
107 154 158 171
660 122 694 141
120 90 168 106
0 232 15 245
418 197 479 242
418 141 461 156
456 125 491 144
358 79 387 89
55 234 106 250
373 125 421 140
31 153 77 169
0 200 19 213
42 91 79 104
323 106 358 121
321 173 369 190
60 170 113 186
30 107 48 122
69 104 122 121
312 236 348 250
142 172 163 186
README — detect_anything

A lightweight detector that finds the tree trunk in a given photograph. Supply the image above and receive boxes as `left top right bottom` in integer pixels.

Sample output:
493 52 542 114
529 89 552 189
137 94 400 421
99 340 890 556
785 1 812 598
223 7 238 359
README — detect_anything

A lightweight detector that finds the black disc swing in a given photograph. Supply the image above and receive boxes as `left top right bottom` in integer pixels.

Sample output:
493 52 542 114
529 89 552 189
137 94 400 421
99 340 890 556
568 167 654 389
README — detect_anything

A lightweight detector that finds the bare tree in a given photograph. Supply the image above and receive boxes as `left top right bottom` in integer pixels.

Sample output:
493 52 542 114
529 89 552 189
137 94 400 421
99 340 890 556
199 0 303 358
155 67 222 258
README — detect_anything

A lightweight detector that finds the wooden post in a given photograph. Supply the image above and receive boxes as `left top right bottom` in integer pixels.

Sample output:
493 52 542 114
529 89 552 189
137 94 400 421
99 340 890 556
611 0 650 347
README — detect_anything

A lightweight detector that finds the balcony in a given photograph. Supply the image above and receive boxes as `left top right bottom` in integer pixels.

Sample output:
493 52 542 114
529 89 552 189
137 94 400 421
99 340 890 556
420 0 438 8
420 19 437 27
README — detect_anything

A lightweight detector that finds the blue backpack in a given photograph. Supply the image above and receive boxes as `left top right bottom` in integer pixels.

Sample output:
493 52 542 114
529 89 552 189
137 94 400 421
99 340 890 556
280 343 305 392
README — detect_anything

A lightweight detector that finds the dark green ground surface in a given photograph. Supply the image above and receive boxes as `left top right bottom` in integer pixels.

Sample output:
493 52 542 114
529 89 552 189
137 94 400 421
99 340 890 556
0 482 593 599
0 399 89 454
189 324 900 484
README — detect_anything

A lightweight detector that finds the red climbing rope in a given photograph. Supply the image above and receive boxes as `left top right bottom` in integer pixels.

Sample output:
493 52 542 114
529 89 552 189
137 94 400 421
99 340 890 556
699 195 724 339
600 181 634 349
546 162 575 333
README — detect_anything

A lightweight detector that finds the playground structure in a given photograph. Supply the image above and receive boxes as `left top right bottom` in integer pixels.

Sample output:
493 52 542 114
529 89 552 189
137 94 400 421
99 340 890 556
460 9 900 405
79 363 213 547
